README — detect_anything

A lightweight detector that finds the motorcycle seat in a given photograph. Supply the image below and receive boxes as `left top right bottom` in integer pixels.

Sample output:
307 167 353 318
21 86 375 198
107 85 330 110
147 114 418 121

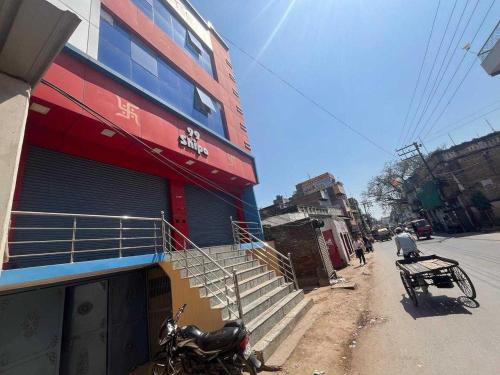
223 319 244 329
180 325 240 352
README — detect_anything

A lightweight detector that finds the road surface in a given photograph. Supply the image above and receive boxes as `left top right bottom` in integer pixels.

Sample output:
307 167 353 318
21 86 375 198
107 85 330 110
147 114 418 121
350 233 500 375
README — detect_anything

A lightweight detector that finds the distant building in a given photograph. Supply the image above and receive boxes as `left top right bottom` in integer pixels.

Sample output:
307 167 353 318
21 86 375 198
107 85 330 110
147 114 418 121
405 131 500 231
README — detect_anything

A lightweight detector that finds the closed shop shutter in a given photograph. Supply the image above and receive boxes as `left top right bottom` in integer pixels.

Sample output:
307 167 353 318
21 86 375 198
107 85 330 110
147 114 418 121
185 184 237 247
11 146 169 268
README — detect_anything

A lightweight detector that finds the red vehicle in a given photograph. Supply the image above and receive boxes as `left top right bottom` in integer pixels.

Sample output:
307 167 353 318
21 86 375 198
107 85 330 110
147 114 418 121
411 219 433 240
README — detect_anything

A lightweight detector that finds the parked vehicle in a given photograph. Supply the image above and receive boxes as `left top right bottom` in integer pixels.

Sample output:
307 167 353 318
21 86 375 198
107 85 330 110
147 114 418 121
374 228 392 241
411 219 433 240
151 304 264 375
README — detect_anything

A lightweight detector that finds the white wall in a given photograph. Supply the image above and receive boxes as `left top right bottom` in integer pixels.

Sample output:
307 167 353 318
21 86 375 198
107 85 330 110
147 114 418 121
47 0 101 59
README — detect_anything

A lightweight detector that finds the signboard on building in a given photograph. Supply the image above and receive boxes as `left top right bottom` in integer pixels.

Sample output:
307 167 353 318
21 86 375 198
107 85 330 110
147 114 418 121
178 127 209 157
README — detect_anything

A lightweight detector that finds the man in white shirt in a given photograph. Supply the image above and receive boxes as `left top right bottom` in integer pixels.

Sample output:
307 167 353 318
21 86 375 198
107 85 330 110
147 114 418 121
394 227 419 259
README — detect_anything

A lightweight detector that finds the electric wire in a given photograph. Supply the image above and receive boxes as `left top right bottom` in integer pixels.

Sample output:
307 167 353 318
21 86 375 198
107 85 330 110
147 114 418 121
423 102 500 141
408 0 471 142
217 33 394 156
403 0 454 145
40 79 319 228
397 0 441 149
417 0 497 141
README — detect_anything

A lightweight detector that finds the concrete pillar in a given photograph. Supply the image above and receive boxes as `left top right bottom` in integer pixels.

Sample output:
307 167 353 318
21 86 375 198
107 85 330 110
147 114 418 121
0 73 31 269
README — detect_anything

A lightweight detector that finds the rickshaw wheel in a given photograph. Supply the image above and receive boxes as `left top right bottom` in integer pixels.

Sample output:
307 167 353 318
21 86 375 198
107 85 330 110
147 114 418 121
400 272 418 306
451 266 476 300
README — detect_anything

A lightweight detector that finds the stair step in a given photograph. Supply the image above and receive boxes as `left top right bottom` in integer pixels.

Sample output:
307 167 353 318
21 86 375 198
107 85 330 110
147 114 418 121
203 271 276 304
191 264 268 291
247 290 305 345
253 298 314 361
213 278 290 316
186 260 260 285
170 248 245 262
241 283 294 323
176 254 252 275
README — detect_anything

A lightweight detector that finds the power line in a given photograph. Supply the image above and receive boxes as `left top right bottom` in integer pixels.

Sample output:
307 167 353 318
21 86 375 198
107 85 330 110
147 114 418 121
218 33 394 156
417 0 497 140
397 0 441 149
40 79 326 229
408 0 471 142
403 0 455 145
423 100 500 140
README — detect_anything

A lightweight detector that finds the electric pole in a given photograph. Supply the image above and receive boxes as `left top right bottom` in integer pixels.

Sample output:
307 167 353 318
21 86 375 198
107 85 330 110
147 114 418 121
396 142 448 231
360 200 373 230
485 118 495 132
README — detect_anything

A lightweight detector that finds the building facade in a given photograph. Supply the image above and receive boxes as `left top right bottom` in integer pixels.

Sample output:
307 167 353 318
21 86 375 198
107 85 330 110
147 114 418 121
404 131 500 231
0 1 265 373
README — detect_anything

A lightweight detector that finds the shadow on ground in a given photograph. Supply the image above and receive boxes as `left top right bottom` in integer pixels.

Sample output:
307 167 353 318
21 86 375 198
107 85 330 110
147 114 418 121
400 293 479 319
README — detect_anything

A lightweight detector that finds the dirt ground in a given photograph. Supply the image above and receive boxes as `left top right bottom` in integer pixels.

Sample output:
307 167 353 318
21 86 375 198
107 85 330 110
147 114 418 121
263 252 378 375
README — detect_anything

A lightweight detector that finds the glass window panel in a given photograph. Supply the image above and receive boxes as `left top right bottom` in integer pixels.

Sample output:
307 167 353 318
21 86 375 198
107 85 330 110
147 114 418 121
158 60 180 88
100 17 131 54
131 40 158 76
133 0 153 19
98 38 131 78
131 61 159 95
172 16 186 47
186 31 202 54
154 0 172 22
155 12 173 37
195 87 215 113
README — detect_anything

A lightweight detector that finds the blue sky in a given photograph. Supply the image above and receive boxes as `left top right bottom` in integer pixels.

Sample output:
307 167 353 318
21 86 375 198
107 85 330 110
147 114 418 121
191 0 500 217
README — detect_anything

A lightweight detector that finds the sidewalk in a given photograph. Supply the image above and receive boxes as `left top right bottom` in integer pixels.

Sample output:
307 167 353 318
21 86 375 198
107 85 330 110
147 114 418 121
263 252 376 374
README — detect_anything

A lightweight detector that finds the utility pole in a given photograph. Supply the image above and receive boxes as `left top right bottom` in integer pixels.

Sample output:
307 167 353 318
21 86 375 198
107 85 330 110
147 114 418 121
396 142 438 182
485 118 495 132
396 142 448 232
360 200 373 230
448 133 457 146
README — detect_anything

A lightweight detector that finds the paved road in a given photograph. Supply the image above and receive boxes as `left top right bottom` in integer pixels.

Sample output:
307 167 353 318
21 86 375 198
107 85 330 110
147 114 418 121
350 233 500 375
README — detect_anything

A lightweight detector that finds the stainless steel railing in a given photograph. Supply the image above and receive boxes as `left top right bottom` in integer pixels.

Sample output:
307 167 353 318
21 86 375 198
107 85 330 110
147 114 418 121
7 211 164 263
231 220 299 290
161 212 243 320
7 210 243 321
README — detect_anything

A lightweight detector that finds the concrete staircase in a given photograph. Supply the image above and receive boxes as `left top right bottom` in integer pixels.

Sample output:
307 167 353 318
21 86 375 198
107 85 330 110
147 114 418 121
170 244 313 360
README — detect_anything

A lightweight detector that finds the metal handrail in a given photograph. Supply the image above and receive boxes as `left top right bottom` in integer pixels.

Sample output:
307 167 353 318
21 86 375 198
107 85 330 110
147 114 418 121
231 220 299 290
10 211 161 221
7 210 243 321
161 215 242 320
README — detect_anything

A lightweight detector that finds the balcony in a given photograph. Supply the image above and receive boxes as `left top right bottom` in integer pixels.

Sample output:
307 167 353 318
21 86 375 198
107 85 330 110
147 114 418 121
478 21 500 77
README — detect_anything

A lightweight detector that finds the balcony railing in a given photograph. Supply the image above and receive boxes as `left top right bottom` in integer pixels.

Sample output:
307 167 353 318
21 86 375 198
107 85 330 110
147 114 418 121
478 21 500 62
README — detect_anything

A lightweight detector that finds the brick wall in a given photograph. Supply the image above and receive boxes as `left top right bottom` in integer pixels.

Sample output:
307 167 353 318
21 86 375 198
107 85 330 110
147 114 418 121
264 219 330 288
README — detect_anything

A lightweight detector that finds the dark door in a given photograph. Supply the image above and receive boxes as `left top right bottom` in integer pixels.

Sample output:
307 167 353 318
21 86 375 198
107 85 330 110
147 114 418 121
185 184 238 247
60 281 108 375
108 271 149 375
0 287 65 374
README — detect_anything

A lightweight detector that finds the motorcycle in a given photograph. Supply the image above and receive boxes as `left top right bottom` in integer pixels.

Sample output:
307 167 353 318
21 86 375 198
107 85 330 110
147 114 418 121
151 304 267 375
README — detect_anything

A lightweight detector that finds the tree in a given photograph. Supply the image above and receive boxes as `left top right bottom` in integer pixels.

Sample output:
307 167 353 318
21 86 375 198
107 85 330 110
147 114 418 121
364 158 424 213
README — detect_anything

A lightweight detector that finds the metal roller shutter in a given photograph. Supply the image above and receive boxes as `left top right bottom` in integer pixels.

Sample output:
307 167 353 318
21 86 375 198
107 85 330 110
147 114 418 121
185 184 237 247
11 146 169 268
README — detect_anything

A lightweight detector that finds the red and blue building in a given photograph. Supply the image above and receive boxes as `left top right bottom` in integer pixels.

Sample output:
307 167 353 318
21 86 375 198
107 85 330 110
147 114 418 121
0 0 261 373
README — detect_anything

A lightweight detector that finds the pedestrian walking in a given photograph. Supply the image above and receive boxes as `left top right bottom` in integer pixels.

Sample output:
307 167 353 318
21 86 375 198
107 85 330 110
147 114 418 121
363 235 373 252
353 235 366 265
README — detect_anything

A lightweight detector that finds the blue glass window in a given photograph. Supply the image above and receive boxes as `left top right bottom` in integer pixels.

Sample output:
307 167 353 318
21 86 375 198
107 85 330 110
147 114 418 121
132 0 215 78
133 0 153 19
131 40 158 76
98 12 226 139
